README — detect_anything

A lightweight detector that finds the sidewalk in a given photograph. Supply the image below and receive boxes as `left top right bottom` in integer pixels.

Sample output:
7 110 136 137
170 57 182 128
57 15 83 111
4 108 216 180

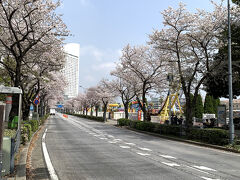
27 125 50 180
105 118 118 125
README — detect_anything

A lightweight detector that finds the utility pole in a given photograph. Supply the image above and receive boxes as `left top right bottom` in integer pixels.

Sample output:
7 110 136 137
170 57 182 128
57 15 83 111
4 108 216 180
227 0 234 144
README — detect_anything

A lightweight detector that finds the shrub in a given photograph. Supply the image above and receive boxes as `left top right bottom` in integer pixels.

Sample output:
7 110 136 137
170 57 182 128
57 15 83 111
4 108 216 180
70 114 104 122
153 124 181 136
30 120 39 132
40 114 49 125
117 118 130 126
24 123 32 140
187 128 229 145
129 120 139 129
135 121 155 132
4 129 16 138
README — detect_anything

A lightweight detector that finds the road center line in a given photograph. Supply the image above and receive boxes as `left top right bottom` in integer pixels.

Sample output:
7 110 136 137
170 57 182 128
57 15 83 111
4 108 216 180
120 146 131 149
186 165 210 175
137 152 150 156
138 147 152 151
201 177 220 180
159 155 177 159
194 166 217 172
125 142 136 146
42 129 59 180
161 162 180 167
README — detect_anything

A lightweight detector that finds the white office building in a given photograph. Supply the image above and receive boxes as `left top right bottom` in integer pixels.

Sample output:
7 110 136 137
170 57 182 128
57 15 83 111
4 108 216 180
62 43 80 99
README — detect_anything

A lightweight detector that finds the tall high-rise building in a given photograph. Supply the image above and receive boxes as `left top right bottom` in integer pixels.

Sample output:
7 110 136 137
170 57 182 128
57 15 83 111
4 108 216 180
62 43 80 99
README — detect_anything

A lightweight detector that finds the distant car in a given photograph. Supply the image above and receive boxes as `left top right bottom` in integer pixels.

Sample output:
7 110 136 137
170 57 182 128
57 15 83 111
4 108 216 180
50 108 56 115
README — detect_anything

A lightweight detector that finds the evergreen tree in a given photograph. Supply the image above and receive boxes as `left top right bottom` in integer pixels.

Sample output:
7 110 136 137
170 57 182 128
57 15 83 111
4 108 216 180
195 94 204 118
204 94 214 114
212 98 220 116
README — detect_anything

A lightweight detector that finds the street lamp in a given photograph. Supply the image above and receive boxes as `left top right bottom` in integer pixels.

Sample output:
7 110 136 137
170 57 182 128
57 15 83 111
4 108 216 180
227 0 234 144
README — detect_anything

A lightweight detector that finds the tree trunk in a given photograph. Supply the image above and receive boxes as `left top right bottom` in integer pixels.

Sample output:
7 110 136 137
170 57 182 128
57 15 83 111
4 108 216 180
124 102 129 119
95 105 99 117
9 60 22 121
90 106 93 116
103 104 107 122
22 104 30 121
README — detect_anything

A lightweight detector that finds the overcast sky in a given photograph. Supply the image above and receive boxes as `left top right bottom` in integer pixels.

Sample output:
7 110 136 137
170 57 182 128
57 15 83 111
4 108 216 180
58 0 223 91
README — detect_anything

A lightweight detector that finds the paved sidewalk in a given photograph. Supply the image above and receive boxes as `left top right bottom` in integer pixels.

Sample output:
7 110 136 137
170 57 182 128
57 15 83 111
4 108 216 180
105 118 118 125
28 126 50 180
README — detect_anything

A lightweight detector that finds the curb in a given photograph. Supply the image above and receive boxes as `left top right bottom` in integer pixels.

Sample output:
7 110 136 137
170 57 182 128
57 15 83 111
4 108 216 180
7 119 48 180
119 126 240 154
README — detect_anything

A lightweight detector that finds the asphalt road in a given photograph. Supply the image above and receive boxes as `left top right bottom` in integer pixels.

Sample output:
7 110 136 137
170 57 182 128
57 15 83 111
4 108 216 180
44 113 240 180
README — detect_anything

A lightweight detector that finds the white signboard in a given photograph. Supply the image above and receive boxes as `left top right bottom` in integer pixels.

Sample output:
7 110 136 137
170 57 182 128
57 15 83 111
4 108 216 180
217 105 226 126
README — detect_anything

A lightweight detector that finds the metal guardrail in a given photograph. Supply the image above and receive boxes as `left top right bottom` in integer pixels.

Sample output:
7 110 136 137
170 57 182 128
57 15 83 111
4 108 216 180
9 129 21 174
13 129 20 153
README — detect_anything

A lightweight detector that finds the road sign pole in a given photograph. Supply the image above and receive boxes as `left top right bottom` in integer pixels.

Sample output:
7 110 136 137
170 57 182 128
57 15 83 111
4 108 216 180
18 94 22 132
227 0 234 144
37 104 39 122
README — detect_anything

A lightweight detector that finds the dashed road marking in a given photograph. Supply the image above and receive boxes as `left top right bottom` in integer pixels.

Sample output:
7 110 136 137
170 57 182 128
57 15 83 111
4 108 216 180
94 134 101 137
194 166 217 172
161 162 180 167
138 147 152 151
120 146 131 149
108 135 114 138
159 155 177 159
108 141 117 144
100 137 108 140
137 152 150 156
125 142 136 146
113 139 122 141
201 177 220 180
186 166 210 175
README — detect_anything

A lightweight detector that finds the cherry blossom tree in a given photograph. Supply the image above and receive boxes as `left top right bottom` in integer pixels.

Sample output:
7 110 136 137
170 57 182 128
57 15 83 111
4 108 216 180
109 76 135 119
96 79 116 122
0 0 68 119
115 45 167 121
149 2 227 128
86 86 101 116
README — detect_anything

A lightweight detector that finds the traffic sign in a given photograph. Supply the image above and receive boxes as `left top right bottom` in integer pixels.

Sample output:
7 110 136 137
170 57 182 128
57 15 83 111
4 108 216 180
33 99 40 105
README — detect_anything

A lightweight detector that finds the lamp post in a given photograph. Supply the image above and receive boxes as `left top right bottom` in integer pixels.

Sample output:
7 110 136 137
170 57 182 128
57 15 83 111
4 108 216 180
227 0 234 144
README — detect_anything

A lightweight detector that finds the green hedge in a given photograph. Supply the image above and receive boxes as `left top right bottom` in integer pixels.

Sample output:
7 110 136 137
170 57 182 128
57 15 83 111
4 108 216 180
117 118 229 146
23 123 32 141
153 124 181 136
118 118 130 126
4 129 16 138
68 113 105 122
20 114 49 145
188 128 229 145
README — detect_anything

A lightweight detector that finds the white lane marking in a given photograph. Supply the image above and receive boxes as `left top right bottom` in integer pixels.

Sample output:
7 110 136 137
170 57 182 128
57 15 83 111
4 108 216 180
137 152 150 156
100 138 108 140
108 135 114 138
94 134 101 137
125 142 136 146
159 155 177 159
138 147 152 151
108 141 117 144
161 162 180 167
193 166 217 172
113 139 122 141
201 177 220 180
42 129 59 180
120 146 131 149
186 165 210 175
89 133 96 135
